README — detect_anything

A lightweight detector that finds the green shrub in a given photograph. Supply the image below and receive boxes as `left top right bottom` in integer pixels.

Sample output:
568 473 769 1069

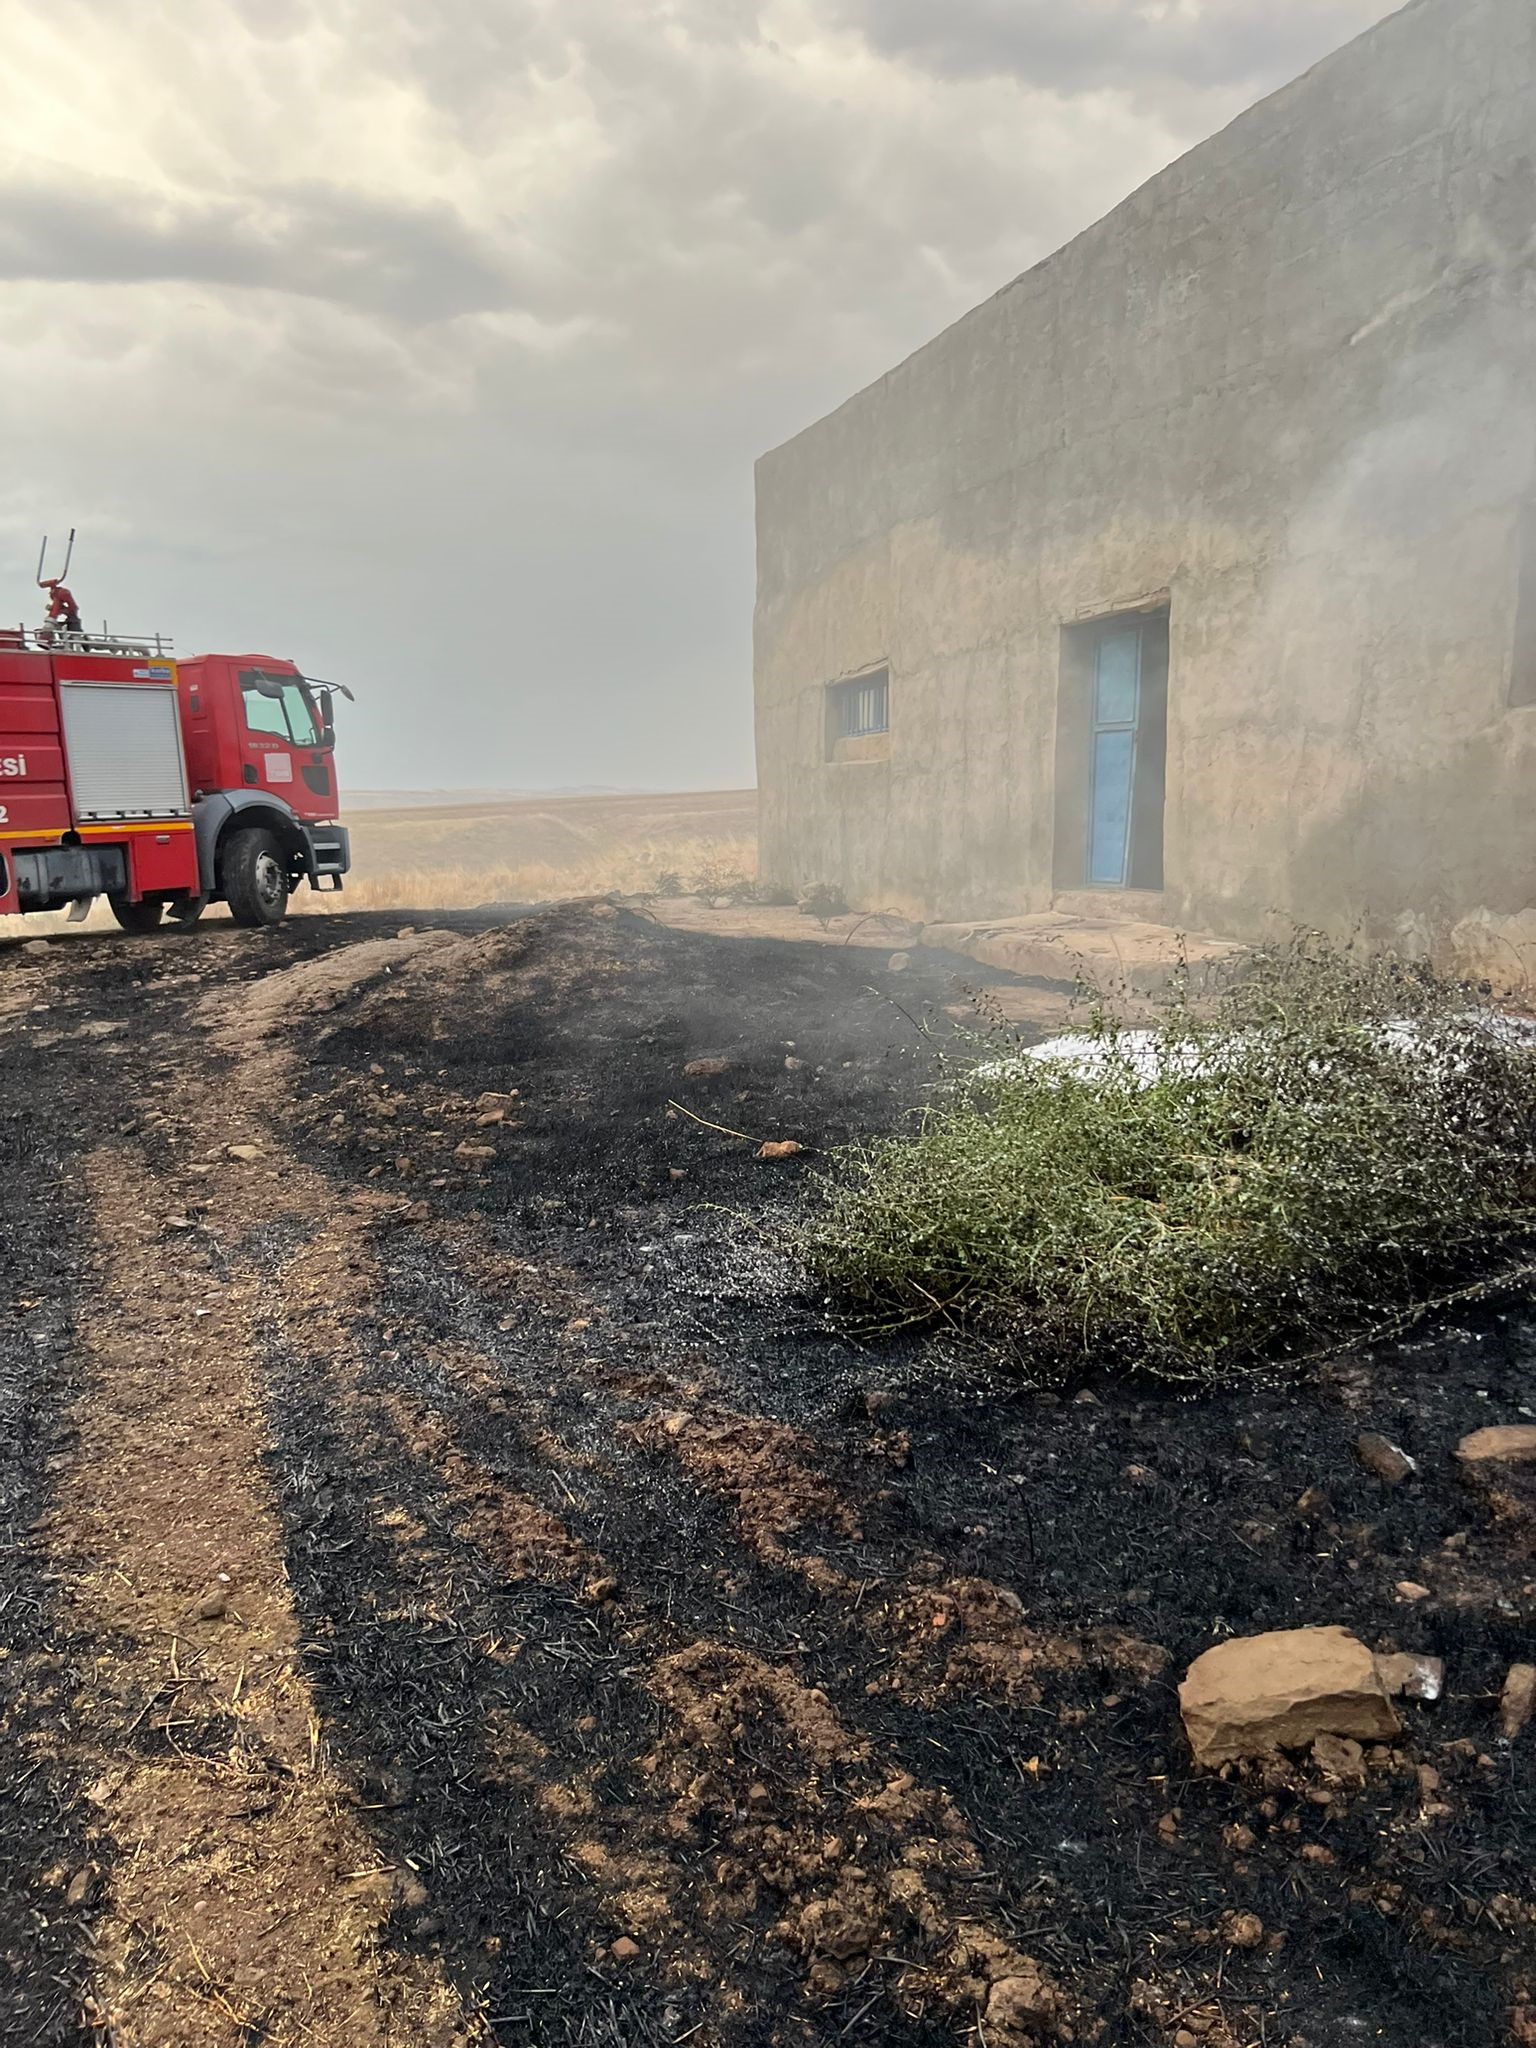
802 939 1536 1383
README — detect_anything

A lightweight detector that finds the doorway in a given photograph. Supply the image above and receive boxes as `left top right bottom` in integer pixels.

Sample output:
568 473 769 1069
1053 606 1169 892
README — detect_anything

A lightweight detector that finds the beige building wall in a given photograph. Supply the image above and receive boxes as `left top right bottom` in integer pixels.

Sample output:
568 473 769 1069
754 0 1536 981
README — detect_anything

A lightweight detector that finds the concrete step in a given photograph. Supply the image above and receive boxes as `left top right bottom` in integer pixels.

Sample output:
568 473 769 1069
919 912 1246 997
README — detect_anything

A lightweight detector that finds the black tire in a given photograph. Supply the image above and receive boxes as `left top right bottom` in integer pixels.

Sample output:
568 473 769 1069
108 896 165 934
222 827 291 928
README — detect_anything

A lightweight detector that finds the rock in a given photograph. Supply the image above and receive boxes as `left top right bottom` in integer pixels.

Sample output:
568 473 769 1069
1311 1733 1364 1781
1178 1625 1400 1765
1455 1425 1536 1466
1395 1580 1431 1603
983 1969 1059 2032
194 1589 229 1622
1355 1432 1416 1485
476 1108 507 1126
785 1056 806 1071
1218 1910 1264 1949
21 939 50 956
683 1057 730 1079
757 1140 804 1160
454 1142 496 1163
1373 1651 1444 1702
796 1895 881 1961
887 952 911 972
226 1144 262 1163
1500 1663 1536 1739
609 1937 640 1962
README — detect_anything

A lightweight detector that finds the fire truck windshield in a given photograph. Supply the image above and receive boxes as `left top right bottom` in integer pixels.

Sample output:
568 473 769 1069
239 670 320 747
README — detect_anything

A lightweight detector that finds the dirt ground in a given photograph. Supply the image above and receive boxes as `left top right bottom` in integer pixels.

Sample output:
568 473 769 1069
1 904 1533 2048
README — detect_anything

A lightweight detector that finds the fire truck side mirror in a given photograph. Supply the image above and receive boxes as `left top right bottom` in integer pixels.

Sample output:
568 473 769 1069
317 686 335 745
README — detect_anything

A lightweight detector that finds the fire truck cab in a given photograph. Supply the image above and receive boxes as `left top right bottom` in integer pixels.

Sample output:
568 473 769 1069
0 620 350 932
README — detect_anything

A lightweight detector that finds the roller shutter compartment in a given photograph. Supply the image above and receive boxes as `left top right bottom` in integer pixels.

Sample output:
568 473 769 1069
59 683 190 821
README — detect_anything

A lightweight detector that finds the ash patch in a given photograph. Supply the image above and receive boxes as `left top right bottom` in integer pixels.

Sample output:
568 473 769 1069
6 906 1534 2047
0 1001 105 2046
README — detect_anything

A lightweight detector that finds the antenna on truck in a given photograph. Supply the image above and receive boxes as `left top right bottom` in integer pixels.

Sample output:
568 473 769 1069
36 528 82 639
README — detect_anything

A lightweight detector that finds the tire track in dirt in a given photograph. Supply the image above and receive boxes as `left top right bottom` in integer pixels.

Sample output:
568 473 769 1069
33 1142 472 2048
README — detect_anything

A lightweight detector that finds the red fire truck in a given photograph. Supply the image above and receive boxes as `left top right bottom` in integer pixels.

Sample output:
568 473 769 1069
0 536 350 932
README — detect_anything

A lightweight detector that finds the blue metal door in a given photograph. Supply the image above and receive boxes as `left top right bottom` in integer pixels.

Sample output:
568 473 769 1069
1088 627 1142 887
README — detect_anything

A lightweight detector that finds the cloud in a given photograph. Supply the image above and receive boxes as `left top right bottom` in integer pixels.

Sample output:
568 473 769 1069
0 0 1396 790
830 0 1392 103
0 168 527 322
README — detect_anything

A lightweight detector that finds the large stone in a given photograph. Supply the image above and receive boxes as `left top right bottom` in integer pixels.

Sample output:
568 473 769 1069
1179 1626 1401 1766
1455 1425 1536 1466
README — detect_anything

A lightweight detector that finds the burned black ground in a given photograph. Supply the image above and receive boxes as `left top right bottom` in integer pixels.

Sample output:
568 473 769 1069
1 905 1533 2048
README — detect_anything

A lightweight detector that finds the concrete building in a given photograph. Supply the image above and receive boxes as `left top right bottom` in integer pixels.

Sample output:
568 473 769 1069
754 0 1536 984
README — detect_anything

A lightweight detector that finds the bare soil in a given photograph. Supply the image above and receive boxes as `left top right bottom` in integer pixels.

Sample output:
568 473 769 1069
1 905 1533 2048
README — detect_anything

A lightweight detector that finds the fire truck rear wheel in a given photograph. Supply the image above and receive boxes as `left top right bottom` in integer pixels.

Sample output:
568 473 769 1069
108 896 166 935
223 827 291 929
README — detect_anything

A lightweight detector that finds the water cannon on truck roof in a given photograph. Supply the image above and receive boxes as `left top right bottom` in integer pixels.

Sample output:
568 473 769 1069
0 533 351 932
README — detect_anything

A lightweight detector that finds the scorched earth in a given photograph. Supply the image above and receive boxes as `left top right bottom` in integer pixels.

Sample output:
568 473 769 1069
0 904 1531 2048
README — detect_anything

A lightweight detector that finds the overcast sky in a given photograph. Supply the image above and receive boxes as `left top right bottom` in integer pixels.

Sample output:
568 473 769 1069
0 0 1391 792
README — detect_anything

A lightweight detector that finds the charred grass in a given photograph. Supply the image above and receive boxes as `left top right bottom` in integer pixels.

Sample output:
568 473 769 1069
268 907 1535 2045
0 1015 99 2045
3 906 1534 2046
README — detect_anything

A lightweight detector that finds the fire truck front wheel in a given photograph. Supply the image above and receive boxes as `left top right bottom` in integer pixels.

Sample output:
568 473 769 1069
222 827 291 929
108 896 166 935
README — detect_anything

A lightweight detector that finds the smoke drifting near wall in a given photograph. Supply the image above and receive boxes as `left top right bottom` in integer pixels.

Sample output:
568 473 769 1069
1232 265 1536 987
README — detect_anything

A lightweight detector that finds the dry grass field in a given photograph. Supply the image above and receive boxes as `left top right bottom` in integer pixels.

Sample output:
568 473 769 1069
338 786 759 910
0 789 759 943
